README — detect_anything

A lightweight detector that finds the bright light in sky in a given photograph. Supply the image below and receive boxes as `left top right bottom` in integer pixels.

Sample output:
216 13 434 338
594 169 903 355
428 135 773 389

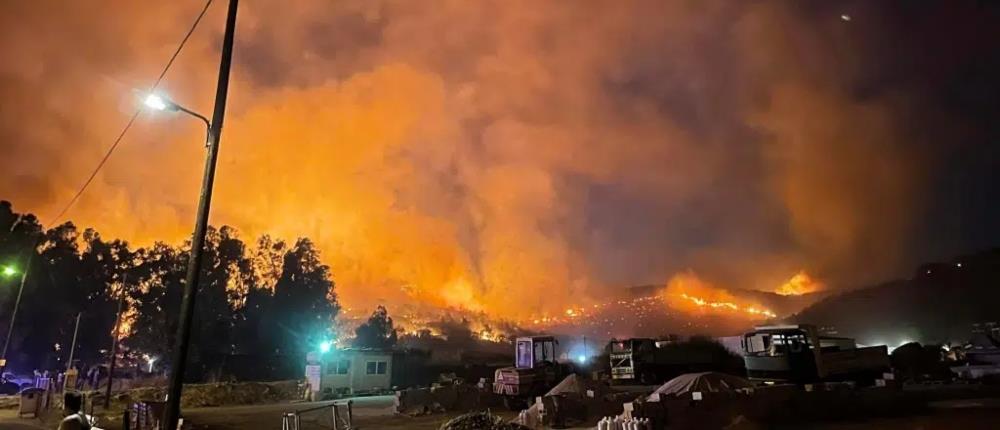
144 94 169 111
2 266 16 277
319 340 332 353
840 14 851 22
577 355 587 364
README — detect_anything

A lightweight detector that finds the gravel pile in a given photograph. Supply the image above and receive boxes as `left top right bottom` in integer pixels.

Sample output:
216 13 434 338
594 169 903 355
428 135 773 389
439 411 529 430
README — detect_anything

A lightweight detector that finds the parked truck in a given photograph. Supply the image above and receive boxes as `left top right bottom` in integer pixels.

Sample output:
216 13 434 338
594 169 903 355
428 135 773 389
742 324 890 384
609 337 742 384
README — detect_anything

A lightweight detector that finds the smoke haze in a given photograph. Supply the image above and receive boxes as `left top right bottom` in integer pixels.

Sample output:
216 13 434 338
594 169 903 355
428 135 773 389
1 1 996 319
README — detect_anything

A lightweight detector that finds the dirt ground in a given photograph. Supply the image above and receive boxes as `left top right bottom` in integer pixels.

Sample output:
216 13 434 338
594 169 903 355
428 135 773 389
5 395 1000 430
0 395 514 430
179 396 516 430
162 396 1000 430
796 398 1000 430
798 408 1000 430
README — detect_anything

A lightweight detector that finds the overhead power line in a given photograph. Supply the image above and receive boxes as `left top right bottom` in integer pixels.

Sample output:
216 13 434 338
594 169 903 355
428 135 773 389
46 0 215 226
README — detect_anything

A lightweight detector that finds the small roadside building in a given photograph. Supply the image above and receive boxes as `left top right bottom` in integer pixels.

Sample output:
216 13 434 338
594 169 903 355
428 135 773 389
320 348 394 395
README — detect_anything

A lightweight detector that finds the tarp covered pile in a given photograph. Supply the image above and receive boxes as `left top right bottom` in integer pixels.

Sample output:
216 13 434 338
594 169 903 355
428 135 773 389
647 372 752 400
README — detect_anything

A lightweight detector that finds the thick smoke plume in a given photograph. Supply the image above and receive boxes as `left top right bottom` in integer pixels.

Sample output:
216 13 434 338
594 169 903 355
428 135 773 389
2 1 981 320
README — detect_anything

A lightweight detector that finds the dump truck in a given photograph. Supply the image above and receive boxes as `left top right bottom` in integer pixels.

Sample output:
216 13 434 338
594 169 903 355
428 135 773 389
493 336 571 409
742 324 890 384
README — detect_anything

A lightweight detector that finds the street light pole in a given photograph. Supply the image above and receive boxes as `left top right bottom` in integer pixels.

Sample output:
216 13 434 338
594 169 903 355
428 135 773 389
163 0 238 429
66 312 82 372
0 251 32 374
105 277 126 408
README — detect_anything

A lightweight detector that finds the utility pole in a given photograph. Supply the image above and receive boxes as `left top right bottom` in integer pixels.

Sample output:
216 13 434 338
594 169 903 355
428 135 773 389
163 0 238 428
105 277 127 408
0 251 32 375
66 313 82 371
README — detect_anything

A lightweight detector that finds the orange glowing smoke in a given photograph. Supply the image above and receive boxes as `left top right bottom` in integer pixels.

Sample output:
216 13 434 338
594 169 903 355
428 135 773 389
0 1 925 327
661 272 776 319
775 271 824 296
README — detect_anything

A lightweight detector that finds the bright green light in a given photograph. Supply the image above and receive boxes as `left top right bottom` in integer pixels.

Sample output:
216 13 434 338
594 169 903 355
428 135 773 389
2 266 16 277
319 340 332 353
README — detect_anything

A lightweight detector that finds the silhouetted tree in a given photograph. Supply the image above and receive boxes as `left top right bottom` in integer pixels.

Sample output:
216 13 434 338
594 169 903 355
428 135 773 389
193 228 239 360
72 229 130 368
353 305 397 349
270 239 339 357
126 242 186 365
0 200 342 381
232 236 286 355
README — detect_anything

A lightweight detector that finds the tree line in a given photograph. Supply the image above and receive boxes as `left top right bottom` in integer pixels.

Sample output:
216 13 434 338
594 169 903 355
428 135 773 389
0 201 339 381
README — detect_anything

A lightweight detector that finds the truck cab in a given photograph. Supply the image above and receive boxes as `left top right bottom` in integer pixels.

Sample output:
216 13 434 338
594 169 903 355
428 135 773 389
742 324 889 384
515 336 558 369
494 336 564 407
610 338 657 382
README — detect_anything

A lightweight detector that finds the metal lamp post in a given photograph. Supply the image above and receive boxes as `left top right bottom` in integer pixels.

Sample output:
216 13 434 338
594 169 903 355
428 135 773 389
0 213 35 375
151 1 239 428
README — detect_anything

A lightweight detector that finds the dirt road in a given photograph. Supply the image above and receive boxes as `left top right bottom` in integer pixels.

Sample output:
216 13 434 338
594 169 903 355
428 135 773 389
182 395 514 430
183 395 395 429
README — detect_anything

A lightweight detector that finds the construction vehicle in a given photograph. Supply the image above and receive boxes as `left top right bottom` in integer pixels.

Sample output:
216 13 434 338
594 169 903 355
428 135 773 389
493 336 570 409
609 337 741 384
610 338 667 383
742 324 890 384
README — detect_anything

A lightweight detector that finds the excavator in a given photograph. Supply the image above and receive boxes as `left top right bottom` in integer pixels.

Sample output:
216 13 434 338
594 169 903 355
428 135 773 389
493 335 572 409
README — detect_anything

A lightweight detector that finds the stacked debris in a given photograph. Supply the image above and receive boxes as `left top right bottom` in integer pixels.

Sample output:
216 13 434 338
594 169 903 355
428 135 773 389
514 374 624 428
440 411 529 430
114 380 301 408
395 381 502 415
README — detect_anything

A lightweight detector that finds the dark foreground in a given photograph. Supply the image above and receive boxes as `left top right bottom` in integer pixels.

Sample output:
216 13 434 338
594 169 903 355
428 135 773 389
4 393 1000 429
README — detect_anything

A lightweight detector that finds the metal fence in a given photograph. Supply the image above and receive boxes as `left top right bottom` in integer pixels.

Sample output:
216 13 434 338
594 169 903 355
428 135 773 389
281 400 355 430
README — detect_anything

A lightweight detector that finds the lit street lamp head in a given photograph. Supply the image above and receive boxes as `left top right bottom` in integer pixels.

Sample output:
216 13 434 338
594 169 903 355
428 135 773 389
2 266 16 277
143 93 177 112
141 92 211 134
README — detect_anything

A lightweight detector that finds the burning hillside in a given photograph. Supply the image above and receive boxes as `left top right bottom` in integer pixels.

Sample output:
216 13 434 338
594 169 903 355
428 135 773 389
337 268 826 345
660 272 776 319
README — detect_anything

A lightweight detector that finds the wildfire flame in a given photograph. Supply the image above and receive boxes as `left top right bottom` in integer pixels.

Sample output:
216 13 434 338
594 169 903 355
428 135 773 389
337 270 816 342
677 293 776 318
340 305 515 344
661 272 776 319
775 271 823 296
